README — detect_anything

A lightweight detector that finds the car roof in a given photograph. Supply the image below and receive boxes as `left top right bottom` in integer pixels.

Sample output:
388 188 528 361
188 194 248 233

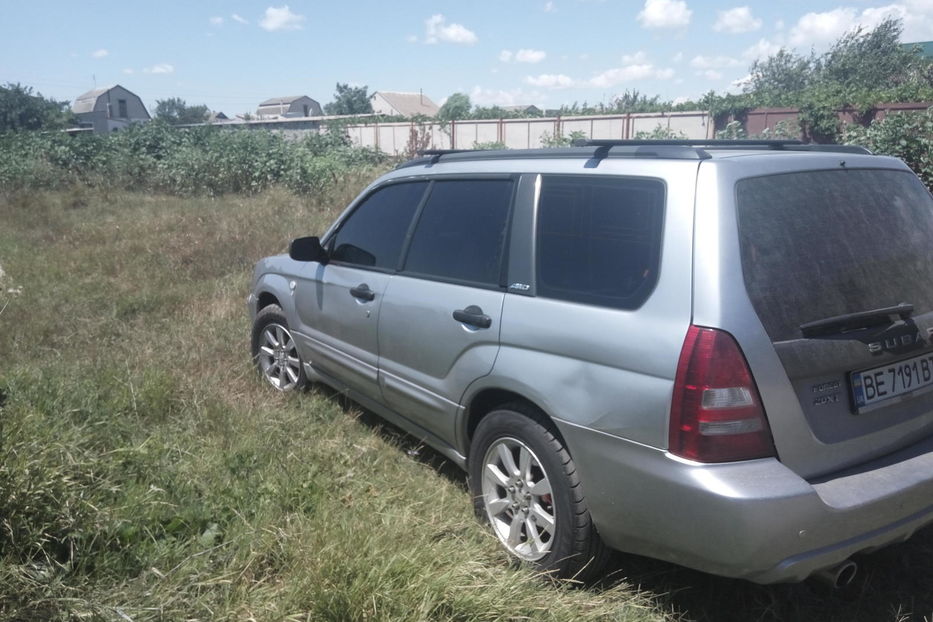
395 140 874 170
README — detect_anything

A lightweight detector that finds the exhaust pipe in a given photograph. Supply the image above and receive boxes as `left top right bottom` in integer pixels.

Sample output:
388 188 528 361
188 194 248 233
812 560 858 589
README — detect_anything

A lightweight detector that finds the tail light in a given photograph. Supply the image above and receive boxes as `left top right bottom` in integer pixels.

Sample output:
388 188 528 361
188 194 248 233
669 325 776 462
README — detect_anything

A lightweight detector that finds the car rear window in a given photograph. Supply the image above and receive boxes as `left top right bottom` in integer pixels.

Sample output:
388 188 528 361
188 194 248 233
536 175 664 310
736 169 933 343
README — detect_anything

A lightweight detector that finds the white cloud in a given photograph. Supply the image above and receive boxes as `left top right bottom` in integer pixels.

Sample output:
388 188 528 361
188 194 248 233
689 55 741 69
672 52 684 63
789 8 857 46
499 50 513 62
775 19 785 31
621 51 649 64
544 1 556 11
122 68 134 75
232 13 249 24
425 14 478 45
525 73 574 88
144 63 174 74
589 64 670 87
516 49 547 63
713 7 762 33
470 86 541 106
91 49 109 59
731 74 754 91
637 0 692 29
260 5 305 32
209 16 224 26
406 35 419 43
783 4 933 48
743 38 783 61
585 52 674 87
699 69 723 80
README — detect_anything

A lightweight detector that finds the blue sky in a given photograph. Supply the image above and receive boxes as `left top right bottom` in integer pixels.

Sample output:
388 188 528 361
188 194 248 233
3 1 932 116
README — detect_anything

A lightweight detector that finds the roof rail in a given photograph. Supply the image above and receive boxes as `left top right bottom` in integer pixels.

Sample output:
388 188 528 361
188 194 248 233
417 149 477 164
575 138 872 155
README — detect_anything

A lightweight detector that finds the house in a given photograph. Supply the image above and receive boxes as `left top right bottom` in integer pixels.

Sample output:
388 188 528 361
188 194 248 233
208 111 229 122
72 85 150 133
902 41 933 58
370 91 439 118
255 95 323 119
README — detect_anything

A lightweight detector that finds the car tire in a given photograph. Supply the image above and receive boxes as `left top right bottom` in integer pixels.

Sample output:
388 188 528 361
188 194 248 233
251 304 308 392
469 404 610 581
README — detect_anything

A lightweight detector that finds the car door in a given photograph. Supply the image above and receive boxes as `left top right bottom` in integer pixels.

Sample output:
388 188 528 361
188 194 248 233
292 181 428 396
377 177 516 441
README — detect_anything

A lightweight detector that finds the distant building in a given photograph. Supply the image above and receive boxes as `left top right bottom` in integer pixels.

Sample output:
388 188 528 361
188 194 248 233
208 111 229 122
501 105 543 116
256 95 323 119
71 85 150 133
902 41 933 58
370 91 439 118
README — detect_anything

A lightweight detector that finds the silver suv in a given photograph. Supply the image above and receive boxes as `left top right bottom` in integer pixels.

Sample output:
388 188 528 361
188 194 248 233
248 140 933 586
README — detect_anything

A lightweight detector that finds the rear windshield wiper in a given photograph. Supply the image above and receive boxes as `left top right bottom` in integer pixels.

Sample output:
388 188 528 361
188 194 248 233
799 303 914 338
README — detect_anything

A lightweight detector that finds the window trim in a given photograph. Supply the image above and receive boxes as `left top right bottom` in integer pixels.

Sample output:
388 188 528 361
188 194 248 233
324 179 430 273
531 173 667 311
396 174 519 290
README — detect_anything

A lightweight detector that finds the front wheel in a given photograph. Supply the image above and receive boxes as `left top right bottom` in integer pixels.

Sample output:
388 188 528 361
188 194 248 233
468 405 609 581
251 304 308 392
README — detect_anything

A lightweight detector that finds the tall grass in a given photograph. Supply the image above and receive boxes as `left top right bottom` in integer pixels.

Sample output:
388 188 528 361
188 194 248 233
1 181 931 621
0 123 388 196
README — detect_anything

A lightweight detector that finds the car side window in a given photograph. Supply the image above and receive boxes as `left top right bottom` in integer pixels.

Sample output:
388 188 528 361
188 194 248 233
330 182 427 270
536 175 664 310
402 179 514 286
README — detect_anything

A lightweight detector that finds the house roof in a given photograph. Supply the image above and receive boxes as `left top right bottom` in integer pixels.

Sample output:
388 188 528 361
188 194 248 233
72 85 116 114
373 91 439 117
903 41 933 58
258 95 314 107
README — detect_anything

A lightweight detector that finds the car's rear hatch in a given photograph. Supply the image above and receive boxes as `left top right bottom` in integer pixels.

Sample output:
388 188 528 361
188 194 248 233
697 157 933 478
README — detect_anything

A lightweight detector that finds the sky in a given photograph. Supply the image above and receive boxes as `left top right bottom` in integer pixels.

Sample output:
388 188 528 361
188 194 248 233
2 0 932 117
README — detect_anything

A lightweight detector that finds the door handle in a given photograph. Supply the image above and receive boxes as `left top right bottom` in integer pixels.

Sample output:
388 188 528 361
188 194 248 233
453 305 492 329
349 283 375 301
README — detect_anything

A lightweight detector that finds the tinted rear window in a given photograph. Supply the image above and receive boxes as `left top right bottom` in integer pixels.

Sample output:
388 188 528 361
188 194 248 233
536 175 664 310
403 179 514 286
737 169 933 342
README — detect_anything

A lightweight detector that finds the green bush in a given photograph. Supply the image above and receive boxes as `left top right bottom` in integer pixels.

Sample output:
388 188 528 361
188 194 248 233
842 108 933 191
0 121 387 197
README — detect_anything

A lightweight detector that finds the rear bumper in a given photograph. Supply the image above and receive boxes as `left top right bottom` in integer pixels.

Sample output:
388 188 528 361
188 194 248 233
558 421 933 583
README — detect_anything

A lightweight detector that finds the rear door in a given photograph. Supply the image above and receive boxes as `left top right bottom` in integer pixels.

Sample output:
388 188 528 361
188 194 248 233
711 165 933 477
377 177 516 441
292 181 427 396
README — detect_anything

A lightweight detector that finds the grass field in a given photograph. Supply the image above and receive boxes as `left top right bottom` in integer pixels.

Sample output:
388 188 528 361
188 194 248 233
1 178 932 622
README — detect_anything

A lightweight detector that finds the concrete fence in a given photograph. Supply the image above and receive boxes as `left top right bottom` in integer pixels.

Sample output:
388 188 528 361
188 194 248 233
345 111 715 155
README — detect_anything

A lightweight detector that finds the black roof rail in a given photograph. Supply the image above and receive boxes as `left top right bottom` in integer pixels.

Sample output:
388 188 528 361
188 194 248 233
575 138 872 155
395 140 873 169
417 149 477 164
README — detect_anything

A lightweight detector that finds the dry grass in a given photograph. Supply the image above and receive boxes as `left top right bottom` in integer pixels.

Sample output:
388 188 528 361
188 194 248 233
0 180 931 622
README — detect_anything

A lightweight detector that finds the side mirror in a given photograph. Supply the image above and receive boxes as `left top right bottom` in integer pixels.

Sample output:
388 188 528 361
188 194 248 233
289 236 328 263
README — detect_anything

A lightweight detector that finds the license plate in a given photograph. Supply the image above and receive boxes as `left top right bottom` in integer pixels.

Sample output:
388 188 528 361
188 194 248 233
851 352 933 410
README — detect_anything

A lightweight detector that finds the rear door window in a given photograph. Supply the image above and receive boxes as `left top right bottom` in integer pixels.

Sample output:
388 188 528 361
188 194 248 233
535 175 665 310
736 169 933 342
330 182 427 270
402 179 514 287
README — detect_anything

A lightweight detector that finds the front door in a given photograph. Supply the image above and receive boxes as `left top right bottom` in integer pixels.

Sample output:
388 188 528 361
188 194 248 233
292 181 428 396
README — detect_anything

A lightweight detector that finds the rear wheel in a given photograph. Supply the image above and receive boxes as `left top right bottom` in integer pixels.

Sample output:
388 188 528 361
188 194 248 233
251 304 308 392
469 405 609 581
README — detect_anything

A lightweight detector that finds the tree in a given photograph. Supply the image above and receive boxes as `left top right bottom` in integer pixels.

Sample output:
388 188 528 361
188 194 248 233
437 92 471 121
746 49 816 104
820 19 921 91
323 83 372 115
0 83 70 131
154 97 209 125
